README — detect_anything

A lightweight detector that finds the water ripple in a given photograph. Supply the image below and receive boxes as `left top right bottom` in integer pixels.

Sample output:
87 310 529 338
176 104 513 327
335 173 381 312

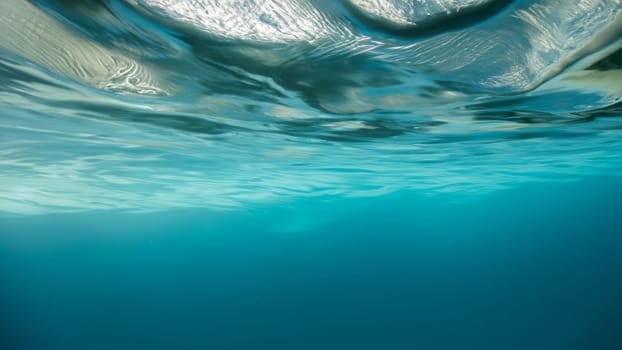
1 0 622 214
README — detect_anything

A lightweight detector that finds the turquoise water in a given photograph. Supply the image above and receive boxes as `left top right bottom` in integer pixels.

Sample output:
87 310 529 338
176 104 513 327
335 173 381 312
1 0 622 348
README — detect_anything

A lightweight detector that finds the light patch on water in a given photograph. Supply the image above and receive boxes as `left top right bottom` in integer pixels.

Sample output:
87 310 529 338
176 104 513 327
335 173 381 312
348 0 495 26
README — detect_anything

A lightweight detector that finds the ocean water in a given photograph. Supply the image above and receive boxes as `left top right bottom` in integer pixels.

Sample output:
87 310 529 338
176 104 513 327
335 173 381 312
1 0 622 348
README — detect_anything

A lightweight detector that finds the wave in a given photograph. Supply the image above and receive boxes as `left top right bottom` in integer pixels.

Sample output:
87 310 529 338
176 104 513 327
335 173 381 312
1 0 622 214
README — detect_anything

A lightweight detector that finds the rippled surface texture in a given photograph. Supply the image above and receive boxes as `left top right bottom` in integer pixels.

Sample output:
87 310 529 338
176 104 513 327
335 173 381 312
2 1 622 349
1 0 622 213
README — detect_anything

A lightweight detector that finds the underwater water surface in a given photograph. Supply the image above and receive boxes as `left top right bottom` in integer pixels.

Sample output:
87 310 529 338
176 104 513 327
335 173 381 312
1 0 622 349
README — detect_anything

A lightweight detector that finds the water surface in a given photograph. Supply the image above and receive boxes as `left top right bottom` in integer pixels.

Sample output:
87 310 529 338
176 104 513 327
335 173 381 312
1 1 622 348
2 0 622 213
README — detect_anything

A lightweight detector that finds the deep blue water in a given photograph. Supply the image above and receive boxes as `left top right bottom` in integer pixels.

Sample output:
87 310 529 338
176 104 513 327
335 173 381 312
2 0 622 349
2 178 622 349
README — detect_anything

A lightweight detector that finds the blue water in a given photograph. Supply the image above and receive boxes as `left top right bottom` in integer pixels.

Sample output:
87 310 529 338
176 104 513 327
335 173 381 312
1 0 622 348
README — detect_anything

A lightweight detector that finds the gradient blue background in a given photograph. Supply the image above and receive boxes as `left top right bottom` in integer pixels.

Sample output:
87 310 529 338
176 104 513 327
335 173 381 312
2 176 621 349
